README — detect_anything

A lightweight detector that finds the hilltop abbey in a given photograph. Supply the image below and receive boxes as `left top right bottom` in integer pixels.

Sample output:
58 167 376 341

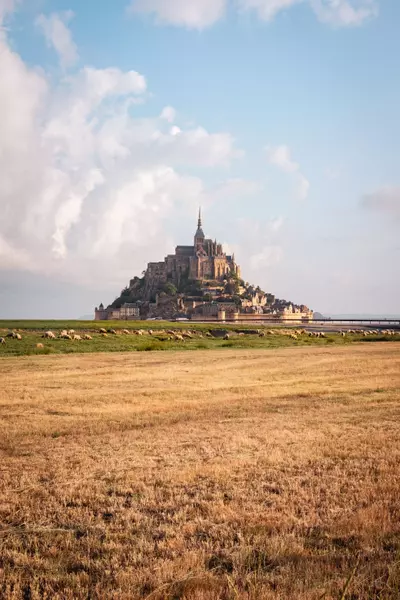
95 210 313 322
146 209 240 288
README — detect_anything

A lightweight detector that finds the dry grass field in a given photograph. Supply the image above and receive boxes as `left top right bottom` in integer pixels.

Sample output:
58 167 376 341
1 344 400 599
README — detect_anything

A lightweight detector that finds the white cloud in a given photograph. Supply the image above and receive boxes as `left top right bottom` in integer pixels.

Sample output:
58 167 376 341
361 186 400 219
36 11 79 69
130 0 227 29
266 145 310 200
160 106 176 122
0 16 241 286
310 0 378 27
130 0 378 28
266 144 299 173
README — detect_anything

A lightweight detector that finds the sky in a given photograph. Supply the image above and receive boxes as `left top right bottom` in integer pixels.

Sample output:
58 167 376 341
0 0 399 318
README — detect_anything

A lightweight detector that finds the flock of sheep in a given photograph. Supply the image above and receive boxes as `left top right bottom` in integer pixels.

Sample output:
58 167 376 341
0 327 399 348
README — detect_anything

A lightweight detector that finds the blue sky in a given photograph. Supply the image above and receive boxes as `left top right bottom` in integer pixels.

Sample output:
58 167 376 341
0 0 399 317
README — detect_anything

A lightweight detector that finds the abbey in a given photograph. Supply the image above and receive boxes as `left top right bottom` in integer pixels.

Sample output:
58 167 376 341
145 209 240 289
94 209 313 322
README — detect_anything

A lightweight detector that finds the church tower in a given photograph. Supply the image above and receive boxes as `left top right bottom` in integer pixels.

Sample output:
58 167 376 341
194 207 205 247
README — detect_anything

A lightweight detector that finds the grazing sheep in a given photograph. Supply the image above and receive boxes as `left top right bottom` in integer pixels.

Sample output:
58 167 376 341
15 333 22 340
108 329 117 335
122 329 130 335
73 334 82 341
223 334 230 340
341 332 346 337
99 328 107 334
101 333 108 337
167 330 176 335
0 337 5 345
60 330 68 337
182 332 193 339
174 334 184 341
290 333 298 340
60 333 72 340
36 343 44 349
259 332 266 338
67 329 75 335
42 331 56 339
6 331 16 338
83 334 92 340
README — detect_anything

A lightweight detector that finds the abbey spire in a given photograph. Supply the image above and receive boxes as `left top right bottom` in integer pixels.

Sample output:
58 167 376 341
194 206 205 245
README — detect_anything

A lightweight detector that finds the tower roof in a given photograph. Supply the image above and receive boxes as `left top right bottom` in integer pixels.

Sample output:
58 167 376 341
194 207 205 240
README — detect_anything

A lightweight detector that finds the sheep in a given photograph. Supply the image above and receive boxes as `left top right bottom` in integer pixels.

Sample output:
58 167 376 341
36 343 44 349
108 329 117 335
259 332 266 338
42 331 56 339
67 329 75 335
341 332 346 337
60 330 68 337
60 333 72 340
6 331 16 338
99 328 107 334
83 334 92 340
73 334 82 341
223 334 230 340
182 332 193 339
122 329 130 335
0 337 5 345
174 334 184 341
290 333 298 340
15 333 22 340
101 333 108 337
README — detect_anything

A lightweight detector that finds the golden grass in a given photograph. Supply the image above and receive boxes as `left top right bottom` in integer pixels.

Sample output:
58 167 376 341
1 344 400 599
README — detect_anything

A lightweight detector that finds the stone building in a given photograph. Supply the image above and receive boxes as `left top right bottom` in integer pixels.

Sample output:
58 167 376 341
145 209 240 291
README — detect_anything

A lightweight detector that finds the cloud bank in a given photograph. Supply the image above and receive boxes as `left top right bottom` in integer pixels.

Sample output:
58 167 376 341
130 0 378 29
0 8 243 286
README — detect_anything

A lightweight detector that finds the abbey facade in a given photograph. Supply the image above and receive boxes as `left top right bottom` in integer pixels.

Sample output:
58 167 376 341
143 210 240 292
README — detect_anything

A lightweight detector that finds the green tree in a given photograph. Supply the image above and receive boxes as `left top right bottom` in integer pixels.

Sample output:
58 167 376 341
163 282 177 296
